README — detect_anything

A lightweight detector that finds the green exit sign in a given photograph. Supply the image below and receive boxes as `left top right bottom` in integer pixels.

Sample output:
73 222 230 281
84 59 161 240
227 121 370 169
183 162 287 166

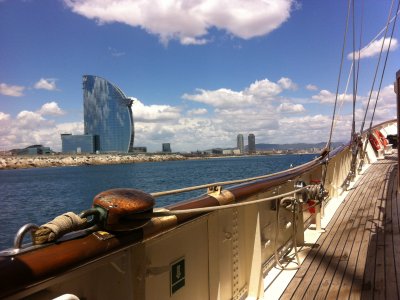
170 258 185 295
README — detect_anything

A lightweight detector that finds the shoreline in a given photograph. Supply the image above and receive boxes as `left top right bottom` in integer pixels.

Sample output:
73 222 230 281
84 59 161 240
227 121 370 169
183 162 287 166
0 152 319 170
0 154 187 170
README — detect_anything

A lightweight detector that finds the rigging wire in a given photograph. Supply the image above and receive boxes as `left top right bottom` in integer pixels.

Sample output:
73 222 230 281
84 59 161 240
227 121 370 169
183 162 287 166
359 0 396 134
354 0 364 121
351 0 356 140
331 1 399 143
367 0 400 131
326 0 352 152
323 0 352 188
357 0 399 172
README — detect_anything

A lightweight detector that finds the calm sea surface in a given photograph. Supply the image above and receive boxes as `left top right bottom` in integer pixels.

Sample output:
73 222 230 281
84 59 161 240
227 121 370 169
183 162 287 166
0 154 315 250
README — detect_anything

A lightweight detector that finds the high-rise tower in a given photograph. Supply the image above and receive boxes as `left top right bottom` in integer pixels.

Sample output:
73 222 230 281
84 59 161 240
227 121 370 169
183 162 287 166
248 133 256 154
237 134 244 154
83 75 134 153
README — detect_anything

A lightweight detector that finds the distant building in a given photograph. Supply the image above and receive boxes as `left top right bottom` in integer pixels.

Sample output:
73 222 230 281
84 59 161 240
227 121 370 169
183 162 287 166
11 145 52 155
222 149 233 155
61 134 97 154
61 75 135 154
162 143 172 153
132 147 147 153
211 148 223 155
248 133 256 154
233 149 241 155
83 75 134 153
237 134 244 154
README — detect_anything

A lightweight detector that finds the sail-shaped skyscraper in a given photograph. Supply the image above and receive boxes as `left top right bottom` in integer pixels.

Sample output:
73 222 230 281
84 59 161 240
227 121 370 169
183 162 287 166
83 75 134 153
61 76 134 153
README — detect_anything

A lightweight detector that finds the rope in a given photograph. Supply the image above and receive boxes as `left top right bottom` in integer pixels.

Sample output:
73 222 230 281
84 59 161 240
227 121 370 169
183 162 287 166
351 0 356 141
150 157 321 198
326 0 352 151
273 198 301 270
367 0 399 131
359 0 399 170
33 212 87 245
359 0 395 134
150 186 310 216
28 186 315 245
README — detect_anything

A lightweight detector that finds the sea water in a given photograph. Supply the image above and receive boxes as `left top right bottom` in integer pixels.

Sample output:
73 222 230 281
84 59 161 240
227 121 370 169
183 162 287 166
0 154 315 250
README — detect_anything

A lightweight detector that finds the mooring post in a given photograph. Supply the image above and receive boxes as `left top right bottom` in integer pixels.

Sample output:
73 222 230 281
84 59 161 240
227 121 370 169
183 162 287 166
396 70 400 191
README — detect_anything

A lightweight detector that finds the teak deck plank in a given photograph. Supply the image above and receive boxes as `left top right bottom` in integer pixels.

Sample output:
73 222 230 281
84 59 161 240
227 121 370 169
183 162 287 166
281 155 398 300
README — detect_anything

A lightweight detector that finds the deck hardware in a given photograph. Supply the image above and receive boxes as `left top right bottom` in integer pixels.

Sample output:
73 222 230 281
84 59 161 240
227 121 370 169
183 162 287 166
93 230 115 241
53 294 80 300
223 231 232 241
93 188 155 231
207 185 222 195
14 223 39 249
263 239 271 248
294 181 308 202
79 208 101 227
285 222 292 229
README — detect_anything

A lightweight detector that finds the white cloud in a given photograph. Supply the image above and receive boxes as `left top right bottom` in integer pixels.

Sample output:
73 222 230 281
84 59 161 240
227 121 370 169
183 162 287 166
312 89 353 104
183 78 292 108
38 102 65 116
16 110 48 130
0 100 80 151
64 0 294 45
363 84 397 125
245 78 283 98
132 99 181 122
306 84 318 91
0 83 25 97
347 37 398 60
277 102 305 113
183 88 250 108
278 77 297 90
180 37 208 45
34 78 58 91
0 112 10 121
187 108 208 116
108 46 126 57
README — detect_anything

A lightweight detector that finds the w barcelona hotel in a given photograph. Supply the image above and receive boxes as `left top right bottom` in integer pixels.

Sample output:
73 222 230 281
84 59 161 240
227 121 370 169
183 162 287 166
61 75 135 154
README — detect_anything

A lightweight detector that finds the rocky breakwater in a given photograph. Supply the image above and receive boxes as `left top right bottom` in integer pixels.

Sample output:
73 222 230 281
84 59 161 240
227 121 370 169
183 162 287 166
0 154 187 170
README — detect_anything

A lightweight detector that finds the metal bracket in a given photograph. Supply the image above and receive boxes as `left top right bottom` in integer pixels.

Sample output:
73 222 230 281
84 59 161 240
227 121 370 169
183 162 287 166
207 185 222 195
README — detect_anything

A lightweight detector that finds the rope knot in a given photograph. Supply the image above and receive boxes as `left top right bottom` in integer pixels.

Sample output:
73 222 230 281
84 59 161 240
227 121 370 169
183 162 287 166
32 212 87 245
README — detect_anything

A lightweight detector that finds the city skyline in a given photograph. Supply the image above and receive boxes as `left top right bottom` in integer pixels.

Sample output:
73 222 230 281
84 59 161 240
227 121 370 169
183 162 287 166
0 1 398 153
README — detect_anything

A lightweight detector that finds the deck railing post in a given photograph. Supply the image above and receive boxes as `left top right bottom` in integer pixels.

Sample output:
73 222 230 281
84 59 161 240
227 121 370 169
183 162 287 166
396 70 400 191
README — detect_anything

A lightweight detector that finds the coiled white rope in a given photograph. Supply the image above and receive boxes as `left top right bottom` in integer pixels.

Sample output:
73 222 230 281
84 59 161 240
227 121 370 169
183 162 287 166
33 212 87 244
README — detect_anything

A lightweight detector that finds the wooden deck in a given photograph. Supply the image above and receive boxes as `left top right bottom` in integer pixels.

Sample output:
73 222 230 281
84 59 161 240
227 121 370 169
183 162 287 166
281 154 399 300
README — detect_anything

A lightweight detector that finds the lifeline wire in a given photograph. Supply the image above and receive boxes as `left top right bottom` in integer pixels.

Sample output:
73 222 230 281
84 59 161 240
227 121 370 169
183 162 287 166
150 158 320 197
151 186 310 215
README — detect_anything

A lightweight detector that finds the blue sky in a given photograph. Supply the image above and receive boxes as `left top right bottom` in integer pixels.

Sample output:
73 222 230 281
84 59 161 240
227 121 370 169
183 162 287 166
0 0 399 152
